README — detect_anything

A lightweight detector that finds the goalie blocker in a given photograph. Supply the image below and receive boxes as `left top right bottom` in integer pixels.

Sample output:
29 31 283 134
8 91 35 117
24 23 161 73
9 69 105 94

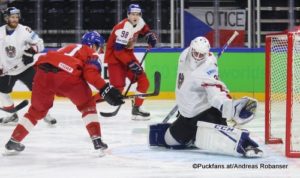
149 97 263 158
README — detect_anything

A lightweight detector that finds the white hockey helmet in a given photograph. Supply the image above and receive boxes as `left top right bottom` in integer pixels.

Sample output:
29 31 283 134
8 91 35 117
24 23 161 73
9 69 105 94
189 37 210 61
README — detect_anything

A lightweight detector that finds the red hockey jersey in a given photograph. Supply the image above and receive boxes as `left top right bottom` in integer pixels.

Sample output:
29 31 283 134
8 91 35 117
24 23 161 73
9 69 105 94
36 44 106 90
104 18 150 65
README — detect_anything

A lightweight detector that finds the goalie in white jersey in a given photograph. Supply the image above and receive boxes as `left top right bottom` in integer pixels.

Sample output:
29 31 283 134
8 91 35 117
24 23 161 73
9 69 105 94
0 7 56 125
149 36 263 158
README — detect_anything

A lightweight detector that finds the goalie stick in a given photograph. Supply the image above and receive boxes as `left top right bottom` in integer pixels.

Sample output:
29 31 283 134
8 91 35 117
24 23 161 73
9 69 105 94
162 105 178 123
100 49 150 117
0 100 29 113
162 31 240 123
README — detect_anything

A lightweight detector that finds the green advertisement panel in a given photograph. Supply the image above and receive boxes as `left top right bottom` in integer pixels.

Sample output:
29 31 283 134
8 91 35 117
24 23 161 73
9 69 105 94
145 52 265 93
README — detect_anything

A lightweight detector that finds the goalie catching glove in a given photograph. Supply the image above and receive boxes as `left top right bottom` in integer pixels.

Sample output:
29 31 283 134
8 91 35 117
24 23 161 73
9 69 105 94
221 97 257 125
232 97 257 125
100 83 124 106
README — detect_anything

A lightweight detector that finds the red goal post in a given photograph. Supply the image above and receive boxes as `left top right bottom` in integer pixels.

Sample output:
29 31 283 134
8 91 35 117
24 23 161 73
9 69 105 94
265 31 300 158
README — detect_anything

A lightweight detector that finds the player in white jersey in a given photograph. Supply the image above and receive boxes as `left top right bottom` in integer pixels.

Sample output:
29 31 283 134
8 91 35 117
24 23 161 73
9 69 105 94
149 37 263 158
0 7 56 125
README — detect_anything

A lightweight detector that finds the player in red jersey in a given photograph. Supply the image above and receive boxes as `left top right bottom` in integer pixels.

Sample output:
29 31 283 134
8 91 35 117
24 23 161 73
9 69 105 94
4 31 124 156
104 4 157 120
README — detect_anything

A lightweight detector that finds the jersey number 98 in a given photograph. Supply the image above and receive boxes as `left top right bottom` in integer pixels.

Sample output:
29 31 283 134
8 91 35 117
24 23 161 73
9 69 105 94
121 31 129 38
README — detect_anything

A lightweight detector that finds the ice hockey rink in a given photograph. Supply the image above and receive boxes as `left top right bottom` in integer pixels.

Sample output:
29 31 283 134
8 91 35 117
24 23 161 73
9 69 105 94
1 99 300 178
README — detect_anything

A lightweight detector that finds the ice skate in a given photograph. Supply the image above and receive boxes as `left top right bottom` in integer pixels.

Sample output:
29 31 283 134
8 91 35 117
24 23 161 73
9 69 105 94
244 146 263 158
0 113 18 124
131 105 150 121
43 114 57 125
92 137 108 157
3 139 25 155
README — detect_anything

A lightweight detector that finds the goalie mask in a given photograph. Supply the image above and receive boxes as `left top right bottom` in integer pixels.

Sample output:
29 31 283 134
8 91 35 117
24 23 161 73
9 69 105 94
189 37 210 63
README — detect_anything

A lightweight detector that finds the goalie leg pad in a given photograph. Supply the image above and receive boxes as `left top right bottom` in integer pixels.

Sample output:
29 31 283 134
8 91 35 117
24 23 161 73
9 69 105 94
194 121 261 157
149 123 171 147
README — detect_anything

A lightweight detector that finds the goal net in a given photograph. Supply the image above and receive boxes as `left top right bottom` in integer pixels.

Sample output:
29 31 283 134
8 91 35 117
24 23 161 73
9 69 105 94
265 32 300 158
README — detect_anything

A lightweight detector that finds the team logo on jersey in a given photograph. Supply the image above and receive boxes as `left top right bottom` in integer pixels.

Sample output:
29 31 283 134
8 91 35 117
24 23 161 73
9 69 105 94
177 73 184 89
5 45 16 58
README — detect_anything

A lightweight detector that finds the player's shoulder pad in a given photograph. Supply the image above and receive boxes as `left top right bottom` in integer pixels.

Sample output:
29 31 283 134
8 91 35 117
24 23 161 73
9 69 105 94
19 24 33 34
135 17 146 30
207 52 217 63
81 44 94 54
123 21 134 32
19 24 39 40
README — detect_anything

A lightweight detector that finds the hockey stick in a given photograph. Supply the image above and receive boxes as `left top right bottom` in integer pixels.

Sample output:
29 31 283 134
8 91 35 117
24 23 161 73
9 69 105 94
217 31 239 58
0 65 19 77
162 31 240 123
123 71 160 99
100 49 150 117
0 100 29 113
97 71 161 102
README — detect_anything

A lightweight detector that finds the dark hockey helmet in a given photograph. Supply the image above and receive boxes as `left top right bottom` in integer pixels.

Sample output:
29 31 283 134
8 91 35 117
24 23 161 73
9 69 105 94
3 7 21 19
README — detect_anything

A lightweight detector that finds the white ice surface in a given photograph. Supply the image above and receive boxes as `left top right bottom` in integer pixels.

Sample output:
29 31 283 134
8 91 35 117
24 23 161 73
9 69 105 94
1 100 300 178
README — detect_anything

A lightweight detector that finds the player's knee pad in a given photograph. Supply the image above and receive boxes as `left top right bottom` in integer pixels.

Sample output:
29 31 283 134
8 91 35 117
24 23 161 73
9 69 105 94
136 74 149 93
149 123 187 149
194 121 260 157
109 78 125 92
149 123 171 147
0 92 14 107
77 101 97 117
164 128 187 149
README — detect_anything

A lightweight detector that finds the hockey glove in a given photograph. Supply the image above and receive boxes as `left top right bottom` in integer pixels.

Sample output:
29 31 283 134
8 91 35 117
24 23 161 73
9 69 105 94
232 97 257 125
146 31 157 48
22 48 37 65
100 83 124 106
128 60 143 75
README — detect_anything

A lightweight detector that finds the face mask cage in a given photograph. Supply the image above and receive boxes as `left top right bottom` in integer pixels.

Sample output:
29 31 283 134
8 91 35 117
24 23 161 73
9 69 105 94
191 48 205 61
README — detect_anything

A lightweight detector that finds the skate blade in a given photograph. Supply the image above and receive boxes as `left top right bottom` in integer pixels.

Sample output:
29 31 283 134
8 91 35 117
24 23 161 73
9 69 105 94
131 115 151 121
2 148 21 156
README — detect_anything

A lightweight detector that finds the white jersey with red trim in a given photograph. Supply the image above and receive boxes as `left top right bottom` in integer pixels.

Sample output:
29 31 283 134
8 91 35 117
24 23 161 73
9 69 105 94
0 24 44 76
175 47 232 118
